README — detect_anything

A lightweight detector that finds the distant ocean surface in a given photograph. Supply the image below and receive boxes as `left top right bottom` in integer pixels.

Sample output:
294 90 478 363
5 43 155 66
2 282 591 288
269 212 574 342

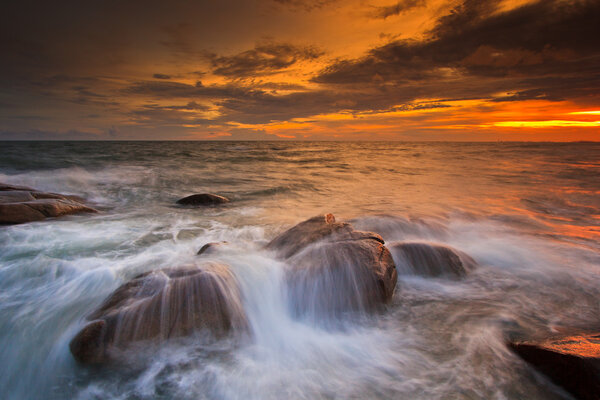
1 141 599 399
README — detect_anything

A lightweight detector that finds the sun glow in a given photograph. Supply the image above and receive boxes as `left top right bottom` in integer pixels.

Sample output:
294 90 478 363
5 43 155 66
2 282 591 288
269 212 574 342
488 120 600 128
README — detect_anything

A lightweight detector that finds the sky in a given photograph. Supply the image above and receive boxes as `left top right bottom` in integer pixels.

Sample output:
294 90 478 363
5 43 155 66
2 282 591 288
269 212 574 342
1 0 599 141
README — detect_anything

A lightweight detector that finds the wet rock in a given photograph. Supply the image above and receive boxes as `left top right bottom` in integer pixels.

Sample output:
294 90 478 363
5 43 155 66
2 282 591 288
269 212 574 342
0 183 97 225
176 193 229 206
0 183 35 191
389 241 477 278
70 262 247 364
509 333 600 400
268 214 397 317
197 241 229 256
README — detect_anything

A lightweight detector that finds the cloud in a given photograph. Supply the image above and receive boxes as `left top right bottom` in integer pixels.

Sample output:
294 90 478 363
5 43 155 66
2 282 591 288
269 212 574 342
370 0 425 19
313 0 600 104
209 42 323 78
0 129 105 140
153 73 172 79
271 0 337 11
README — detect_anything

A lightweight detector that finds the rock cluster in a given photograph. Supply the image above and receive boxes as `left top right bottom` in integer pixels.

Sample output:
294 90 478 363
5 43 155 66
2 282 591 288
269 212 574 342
0 183 97 225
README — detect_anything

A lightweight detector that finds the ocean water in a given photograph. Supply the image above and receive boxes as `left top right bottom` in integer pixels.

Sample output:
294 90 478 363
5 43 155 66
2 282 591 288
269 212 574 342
0 141 599 400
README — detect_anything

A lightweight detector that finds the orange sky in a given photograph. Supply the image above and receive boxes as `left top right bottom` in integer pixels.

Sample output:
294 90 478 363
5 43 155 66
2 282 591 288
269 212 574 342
1 0 599 140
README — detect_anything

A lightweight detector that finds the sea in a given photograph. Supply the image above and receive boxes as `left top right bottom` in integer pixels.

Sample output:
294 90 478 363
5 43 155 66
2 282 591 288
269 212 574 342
0 141 599 399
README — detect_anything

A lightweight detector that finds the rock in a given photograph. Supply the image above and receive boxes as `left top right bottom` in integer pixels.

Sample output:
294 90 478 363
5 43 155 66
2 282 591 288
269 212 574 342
0 183 35 191
197 241 229 255
509 333 600 400
268 214 397 318
176 193 229 206
389 241 477 278
0 183 97 225
70 262 247 364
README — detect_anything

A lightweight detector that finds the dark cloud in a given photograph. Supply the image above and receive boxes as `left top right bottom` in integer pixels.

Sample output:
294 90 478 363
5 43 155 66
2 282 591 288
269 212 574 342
130 102 212 127
314 0 600 105
0 129 105 140
124 80 266 100
271 0 337 11
209 42 323 78
370 0 425 19
153 73 172 79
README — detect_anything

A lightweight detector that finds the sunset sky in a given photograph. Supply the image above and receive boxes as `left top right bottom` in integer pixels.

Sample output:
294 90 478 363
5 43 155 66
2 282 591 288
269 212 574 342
1 0 599 141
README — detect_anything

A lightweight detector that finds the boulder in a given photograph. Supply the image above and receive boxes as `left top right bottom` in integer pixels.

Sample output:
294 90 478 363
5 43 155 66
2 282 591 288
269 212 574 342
197 241 229 256
70 262 247 364
176 193 229 206
389 241 477 278
267 214 397 318
509 333 600 400
0 183 97 225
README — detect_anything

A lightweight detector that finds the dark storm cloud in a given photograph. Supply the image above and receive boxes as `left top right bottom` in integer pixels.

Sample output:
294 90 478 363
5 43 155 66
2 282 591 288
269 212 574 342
314 0 600 102
131 105 213 126
271 0 337 11
124 80 266 100
153 74 172 80
370 0 426 19
209 42 323 78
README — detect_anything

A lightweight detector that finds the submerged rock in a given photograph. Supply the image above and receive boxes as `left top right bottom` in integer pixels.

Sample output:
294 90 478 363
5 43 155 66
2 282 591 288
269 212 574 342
0 183 97 225
197 241 229 256
389 241 477 278
268 214 397 318
509 333 600 400
176 193 230 206
70 263 247 364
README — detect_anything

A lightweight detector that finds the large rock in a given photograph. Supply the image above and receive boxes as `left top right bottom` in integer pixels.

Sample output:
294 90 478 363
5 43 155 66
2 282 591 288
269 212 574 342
176 193 230 206
267 214 397 318
70 262 247 364
0 183 96 225
509 333 600 400
389 241 477 278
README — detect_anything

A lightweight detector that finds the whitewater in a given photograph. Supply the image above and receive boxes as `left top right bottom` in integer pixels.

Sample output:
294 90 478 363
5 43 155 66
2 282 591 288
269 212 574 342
1 141 599 399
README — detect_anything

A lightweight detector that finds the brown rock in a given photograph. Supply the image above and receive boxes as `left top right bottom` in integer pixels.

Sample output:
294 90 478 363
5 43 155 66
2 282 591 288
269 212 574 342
268 214 397 317
389 241 477 278
509 333 600 400
70 262 247 364
176 193 230 206
0 183 35 191
0 183 97 225
197 241 229 256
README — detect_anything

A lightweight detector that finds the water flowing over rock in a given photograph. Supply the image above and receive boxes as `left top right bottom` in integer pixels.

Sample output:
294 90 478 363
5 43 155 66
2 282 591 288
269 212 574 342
267 214 397 319
0 183 97 225
509 333 600 400
389 241 477 278
176 193 230 206
70 262 247 364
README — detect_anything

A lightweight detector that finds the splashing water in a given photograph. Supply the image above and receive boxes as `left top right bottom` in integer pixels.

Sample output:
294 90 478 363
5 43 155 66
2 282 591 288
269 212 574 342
0 141 599 399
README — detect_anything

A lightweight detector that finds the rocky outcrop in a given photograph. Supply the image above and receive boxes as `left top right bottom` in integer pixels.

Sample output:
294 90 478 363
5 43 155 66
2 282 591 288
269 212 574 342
70 263 247 364
197 241 229 256
389 242 477 278
267 214 397 318
509 333 600 400
176 193 230 206
0 183 97 225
